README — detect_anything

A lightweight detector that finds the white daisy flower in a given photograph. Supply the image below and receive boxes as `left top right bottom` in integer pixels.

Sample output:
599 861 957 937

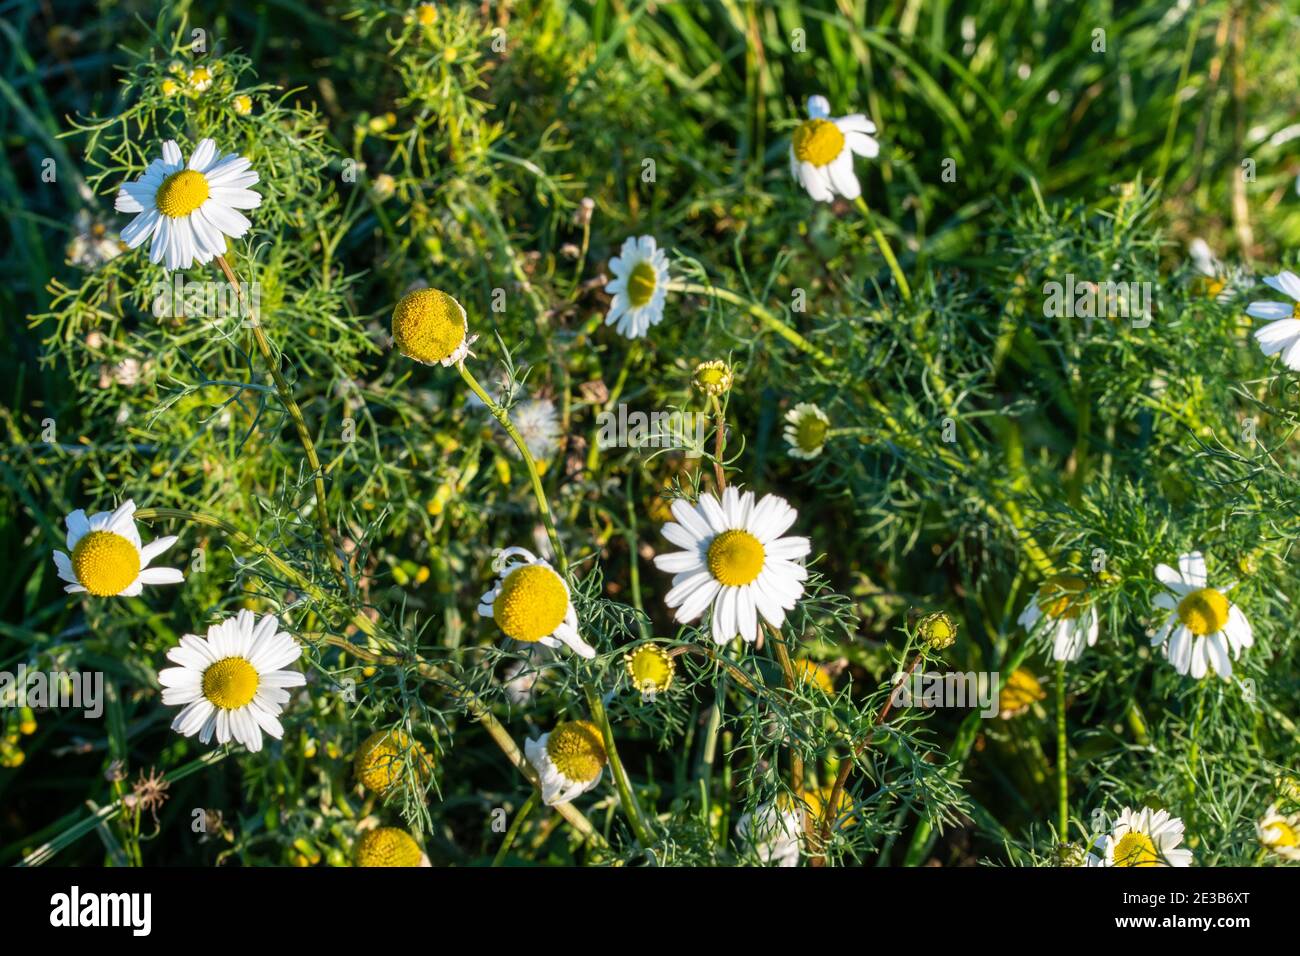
1247 271 1300 370
53 500 183 598
1151 551 1252 679
604 235 670 339
789 94 879 203
1256 805 1300 861
523 720 606 805
1016 574 1099 662
1188 238 1246 303
477 547 595 658
736 799 803 867
114 138 261 271
652 487 811 645
158 609 306 753
784 402 830 459
1086 806 1193 867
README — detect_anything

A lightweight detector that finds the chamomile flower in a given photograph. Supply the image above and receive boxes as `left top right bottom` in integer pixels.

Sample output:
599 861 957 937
1248 271 1300 370
653 487 811 645
789 95 879 203
1256 805 1300 861
624 643 675 697
1151 551 1252 679
784 402 830 459
157 610 306 753
67 210 123 269
524 720 607 805
478 547 595 659
792 657 834 694
53 500 183 598
114 138 262 271
692 360 734 396
354 729 434 795
604 235 670 339
1187 238 1245 302
998 668 1046 719
736 798 803 867
1017 574 1099 662
354 827 430 867
391 287 472 366
1086 807 1193 867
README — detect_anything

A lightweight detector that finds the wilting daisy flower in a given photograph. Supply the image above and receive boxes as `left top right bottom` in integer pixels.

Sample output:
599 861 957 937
653 487 811 645
1248 271 1300 370
1017 574 1099 662
784 402 830 459
1151 551 1252 679
478 547 595 658
53 500 183 598
524 720 607 805
789 94 879 203
604 235 670 339
354 827 430 867
114 138 261 271
509 397 562 461
158 610 305 753
736 797 803 867
1256 805 1300 861
353 729 434 796
391 287 473 366
1087 807 1193 867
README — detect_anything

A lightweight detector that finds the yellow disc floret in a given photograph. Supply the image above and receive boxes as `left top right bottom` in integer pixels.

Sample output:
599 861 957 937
545 720 606 783
792 119 845 167
802 784 857 829
155 170 211 218
492 564 569 642
1112 830 1161 867
201 657 259 710
1038 574 1088 620
707 530 766 587
627 260 659 308
1176 587 1229 636
71 530 140 597
792 658 833 694
354 729 434 795
692 360 734 396
625 644 675 694
355 827 424 867
391 288 468 365
919 611 957 651
794 411 828 453
999 667 1046 718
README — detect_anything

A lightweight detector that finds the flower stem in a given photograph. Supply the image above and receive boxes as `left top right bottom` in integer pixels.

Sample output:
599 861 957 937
458 363 568 575
853 197 912 302
213 255 347 588
1056 658 1069 838
585 684 656 848
668 281 833 366
491 789 539 866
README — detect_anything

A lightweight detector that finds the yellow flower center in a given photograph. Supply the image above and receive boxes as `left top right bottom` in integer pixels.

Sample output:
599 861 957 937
627 260 658 308
1264 820 1299 849
1113 831 1161 867
1191 275 1226 299
793 658 833 694
1176 587 1229 636
1293 301 1300 320
71 530 140 597
1037 574 1088 620
416 2 438 25
999 668 1045 717
693 361 733 395
795 413 828 452
155 169 211 218
355 827 423 867
201 657 259 710
545 720 607 783
492 564 569 642
792 118 845 167
391 288 467 365
354 729 433 794
626 645 675 694
707 530 766 587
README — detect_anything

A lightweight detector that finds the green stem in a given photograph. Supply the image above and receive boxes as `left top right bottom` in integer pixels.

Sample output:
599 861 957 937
585 685 656 847
668 282 833 366
854 196 912 302
1056 658 1069 838
214 255 347 588
491 790 539 866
